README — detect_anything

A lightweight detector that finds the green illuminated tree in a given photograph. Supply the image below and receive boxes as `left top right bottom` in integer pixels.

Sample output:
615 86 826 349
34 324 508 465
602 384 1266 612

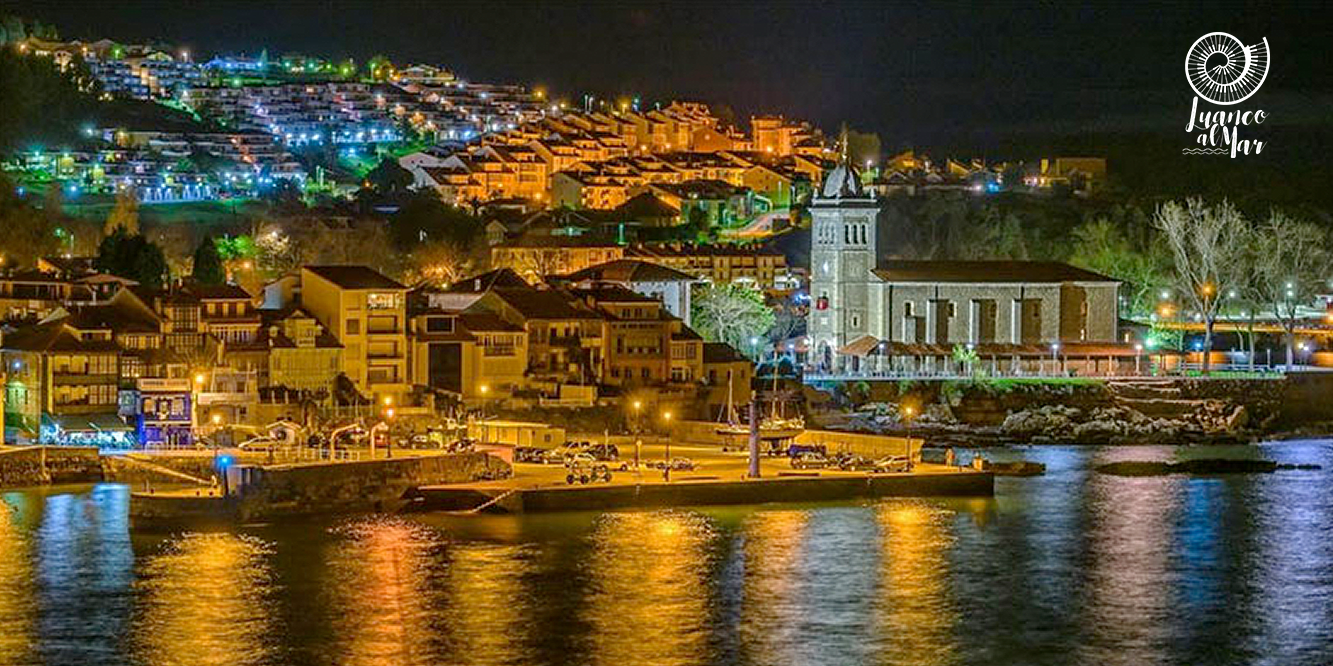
691 283 776 352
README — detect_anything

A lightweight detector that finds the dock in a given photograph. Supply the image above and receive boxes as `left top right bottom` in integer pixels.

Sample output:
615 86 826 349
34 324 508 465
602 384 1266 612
416 465 993 513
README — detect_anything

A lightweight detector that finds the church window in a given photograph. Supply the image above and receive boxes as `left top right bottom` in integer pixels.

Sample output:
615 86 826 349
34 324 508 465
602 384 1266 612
851 312 861 328
904 302 915 317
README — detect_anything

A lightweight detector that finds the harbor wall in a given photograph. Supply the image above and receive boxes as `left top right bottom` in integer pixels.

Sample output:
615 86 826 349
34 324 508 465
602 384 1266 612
130 452 512 526
421 470 993 514
0 446 103 488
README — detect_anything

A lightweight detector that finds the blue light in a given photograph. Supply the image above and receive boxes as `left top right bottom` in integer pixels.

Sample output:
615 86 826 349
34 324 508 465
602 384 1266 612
217 455 234 468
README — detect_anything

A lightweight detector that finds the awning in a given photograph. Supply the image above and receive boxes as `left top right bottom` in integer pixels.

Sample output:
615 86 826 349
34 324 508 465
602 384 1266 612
44 413 134 432
838 335 882 357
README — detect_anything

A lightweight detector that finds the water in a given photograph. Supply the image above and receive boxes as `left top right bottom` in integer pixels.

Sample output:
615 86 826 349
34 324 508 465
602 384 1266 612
3 442 1332 666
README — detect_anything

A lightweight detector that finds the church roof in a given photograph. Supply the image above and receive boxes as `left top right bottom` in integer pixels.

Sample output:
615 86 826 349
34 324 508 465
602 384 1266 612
872 261 1118 283
819 162 867 199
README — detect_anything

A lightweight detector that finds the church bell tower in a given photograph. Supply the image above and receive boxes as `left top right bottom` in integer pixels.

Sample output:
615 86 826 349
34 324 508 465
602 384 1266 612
807 150 878 370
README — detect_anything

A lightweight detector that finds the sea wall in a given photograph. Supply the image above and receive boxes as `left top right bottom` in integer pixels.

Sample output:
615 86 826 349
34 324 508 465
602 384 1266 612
230 452 511 521
130 452 512 527
500 472 992 513
0 446 103 488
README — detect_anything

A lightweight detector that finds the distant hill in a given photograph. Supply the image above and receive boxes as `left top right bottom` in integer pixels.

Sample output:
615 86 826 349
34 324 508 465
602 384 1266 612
0 45 205 152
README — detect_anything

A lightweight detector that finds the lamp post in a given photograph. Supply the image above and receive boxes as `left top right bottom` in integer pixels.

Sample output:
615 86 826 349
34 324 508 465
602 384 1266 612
478 384 490 443
1050 342 1061 376
662 410 673 482
902 405 915 471
1134 344 1143 376
632 400 643 474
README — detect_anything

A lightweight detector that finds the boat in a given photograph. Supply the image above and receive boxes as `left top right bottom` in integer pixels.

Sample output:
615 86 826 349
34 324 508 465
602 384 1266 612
714 367 805 440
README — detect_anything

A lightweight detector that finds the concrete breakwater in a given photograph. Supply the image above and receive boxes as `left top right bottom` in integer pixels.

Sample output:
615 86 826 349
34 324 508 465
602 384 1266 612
130 452 511 528
418 469 994 514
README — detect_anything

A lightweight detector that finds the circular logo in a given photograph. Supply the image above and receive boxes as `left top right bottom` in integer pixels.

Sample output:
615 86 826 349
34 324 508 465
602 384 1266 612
1186 32 1270 105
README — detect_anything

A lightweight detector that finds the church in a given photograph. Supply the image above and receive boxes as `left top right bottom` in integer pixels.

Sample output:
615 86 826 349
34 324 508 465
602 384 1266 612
806 160 1125 375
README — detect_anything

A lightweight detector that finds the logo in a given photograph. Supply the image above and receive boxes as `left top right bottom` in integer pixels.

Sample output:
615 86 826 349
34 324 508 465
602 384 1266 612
1183 32 1269 157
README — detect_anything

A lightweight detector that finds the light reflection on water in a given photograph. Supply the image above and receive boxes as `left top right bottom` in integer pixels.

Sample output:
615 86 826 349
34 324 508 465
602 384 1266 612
0 441 1331 666
583 511 716 666
132 533 276 666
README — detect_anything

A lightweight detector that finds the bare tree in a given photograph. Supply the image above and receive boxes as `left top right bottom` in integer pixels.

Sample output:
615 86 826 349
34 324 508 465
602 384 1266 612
1251 211 1332 371
1152 199 1250 372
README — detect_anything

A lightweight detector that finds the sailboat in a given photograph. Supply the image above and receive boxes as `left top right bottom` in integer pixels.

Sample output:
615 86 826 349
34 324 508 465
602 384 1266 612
715 367 805 440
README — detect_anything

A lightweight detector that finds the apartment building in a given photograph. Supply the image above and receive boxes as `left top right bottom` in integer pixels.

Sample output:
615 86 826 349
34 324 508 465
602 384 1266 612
300 266 410 403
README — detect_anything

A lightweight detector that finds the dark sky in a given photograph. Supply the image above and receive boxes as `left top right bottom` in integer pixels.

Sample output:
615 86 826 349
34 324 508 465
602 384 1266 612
8 1 1333 152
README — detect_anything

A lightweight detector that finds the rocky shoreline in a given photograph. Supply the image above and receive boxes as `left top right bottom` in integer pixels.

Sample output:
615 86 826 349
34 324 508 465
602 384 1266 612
813 377 1306 447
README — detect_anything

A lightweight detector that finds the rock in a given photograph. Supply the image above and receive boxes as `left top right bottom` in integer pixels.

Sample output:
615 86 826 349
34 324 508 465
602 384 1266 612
1225 405 1249 432
1096 458 1278 476
989 461 1047 476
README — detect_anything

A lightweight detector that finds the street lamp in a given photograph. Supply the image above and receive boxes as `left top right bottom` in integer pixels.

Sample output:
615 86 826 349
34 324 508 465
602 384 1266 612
1050 342 1061 376
1134 343 1143 375
478 385 490 442
662 410 673 482
631 400 643 472
902 405 915 471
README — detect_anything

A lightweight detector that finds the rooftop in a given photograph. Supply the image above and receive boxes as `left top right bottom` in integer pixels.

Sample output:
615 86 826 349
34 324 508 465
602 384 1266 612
304 265 406 290
564 259 698 284
872 260 1118 284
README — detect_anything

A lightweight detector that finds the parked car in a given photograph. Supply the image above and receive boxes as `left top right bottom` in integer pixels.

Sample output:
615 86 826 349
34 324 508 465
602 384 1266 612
446 438 476 454
239 436 282 452
790 452 830 469
585 443 620 461
787 443 827 458
539 449 567 465
566 461 612 485
513 446 545 463
408 434 433 449
564 452 597 467
874 455 912 473
668 457 696 471
836 455 876 472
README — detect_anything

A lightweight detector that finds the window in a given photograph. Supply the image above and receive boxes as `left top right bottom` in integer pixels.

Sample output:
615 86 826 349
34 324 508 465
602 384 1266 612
346 319 361 335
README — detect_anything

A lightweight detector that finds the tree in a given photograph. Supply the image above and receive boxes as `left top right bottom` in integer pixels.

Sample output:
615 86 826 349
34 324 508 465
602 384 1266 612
1151 199 1251 372
1067 217 1168 318
405 240 474 286
691 283 776 352
1250 211 1332 370
103 187 139 236
0 174 57 265
191 235 225 285
366 158 413 194
96 227 167 289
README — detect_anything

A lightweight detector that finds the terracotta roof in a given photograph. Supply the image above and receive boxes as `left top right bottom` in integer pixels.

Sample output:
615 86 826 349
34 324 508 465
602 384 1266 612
493 288 590 320
703 341 748 363
872 261 1117 284
304 266 406 290
445 268 531 293
564 259 697 284
459 312 523 333
184 282 253 300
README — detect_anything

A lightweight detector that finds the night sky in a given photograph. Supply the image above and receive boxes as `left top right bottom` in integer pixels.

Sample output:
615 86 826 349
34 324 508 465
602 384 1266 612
8 1 1332 153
